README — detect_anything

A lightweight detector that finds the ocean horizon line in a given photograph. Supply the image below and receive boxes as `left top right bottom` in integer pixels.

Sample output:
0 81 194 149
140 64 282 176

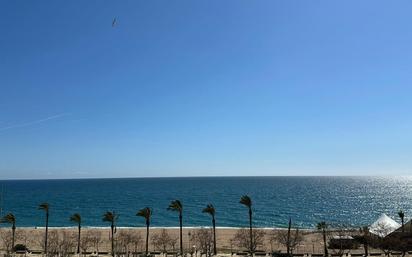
0 175 409 181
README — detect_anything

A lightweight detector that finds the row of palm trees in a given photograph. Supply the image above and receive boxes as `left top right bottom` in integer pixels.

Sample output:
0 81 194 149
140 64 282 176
1 195 254 256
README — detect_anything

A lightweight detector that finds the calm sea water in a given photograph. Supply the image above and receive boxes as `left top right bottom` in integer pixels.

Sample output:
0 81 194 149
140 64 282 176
0 177 410 229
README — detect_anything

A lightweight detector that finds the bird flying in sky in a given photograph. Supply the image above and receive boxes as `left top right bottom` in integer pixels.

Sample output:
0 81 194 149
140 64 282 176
112 18 117 27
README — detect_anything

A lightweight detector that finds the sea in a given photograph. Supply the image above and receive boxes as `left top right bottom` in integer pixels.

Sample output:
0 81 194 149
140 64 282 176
0 176 410 229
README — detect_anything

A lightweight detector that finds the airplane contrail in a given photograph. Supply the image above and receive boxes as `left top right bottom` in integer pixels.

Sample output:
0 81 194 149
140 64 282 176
0 113 70 132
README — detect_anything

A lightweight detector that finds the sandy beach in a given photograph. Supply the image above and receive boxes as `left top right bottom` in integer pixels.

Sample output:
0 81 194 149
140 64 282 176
0 227 369 255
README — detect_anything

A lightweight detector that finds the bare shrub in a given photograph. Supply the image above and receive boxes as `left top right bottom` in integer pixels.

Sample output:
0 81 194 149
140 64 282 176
116 230 137 257
80 231 95 255
47 230 60 257
0 229 13 253
58 231 76 257
190 228 213 257
89 230 103 254
151 229 173 253
130 231 143 256
16 230 29 250
231 229 266 253
275 229 304 255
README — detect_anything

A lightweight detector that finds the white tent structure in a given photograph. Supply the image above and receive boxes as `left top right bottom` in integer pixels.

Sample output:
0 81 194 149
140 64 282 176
369 213 401 237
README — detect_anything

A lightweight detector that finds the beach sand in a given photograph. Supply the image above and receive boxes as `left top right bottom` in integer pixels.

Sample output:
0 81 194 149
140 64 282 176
0 227 371 255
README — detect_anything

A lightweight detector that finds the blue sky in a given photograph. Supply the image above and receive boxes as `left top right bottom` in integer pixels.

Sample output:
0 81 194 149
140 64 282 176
1 1 412 179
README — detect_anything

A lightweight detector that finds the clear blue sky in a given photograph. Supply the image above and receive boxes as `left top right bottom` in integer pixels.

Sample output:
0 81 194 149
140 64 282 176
1 1 412 179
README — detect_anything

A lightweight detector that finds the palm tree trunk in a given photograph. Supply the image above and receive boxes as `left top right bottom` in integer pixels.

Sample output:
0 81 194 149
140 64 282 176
78 224 81 254
179 213 183 256
322 229 328 256
111 224 115 257
248 208 253 255
363 243 368 257
212 217 216 255
45 211 49 256
401 218 404 232
287 218 292 255
12 225 16 252
145 222 149 256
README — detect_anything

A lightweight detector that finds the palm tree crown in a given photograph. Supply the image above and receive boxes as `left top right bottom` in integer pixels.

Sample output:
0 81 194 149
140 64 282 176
137 207 152 224
102 211 117 223
70 213 81 224
239 195 252 209
202 204 215 217
317 221 328 230
0 213 16 227
38 202 49 212
167 200 183 213
398 210 405 232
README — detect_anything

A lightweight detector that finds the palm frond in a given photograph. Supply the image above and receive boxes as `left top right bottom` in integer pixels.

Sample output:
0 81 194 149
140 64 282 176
70 213 81 224
137 207 152 219
202 204 215 216
316 221 327 230
239 195 252 208
38 202 49 211
167 200 183 212
0 213 15 224
137 207 152 222
102 211 117 222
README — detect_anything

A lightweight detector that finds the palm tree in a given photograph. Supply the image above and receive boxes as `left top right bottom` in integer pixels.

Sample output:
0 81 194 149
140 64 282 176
103 211 118 257
1 213 16 252
286 217 292 255
38 203 49 255
359 226 369 257
398 210 405 232
240 195 253 254
167 200 183 256
202 204 217 255
316 222 328 256
70 213 82 254
137 207 152 256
